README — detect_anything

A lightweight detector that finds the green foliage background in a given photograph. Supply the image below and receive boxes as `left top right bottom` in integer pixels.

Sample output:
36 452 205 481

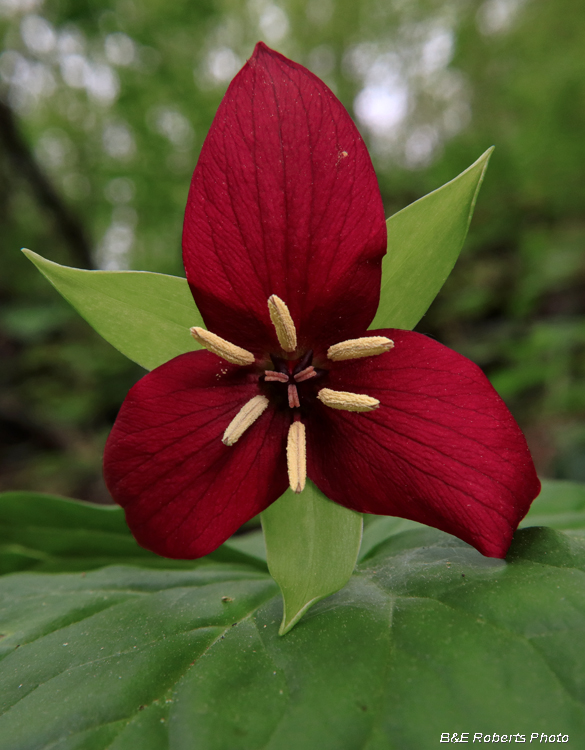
2 483 585 746
1 0 584 501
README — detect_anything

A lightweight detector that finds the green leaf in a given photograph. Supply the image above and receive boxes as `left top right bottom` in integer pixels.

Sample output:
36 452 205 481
22 249 203 371
371 147 493 331
23 153 492 369
2 525 585 747
261 482 362 635
520 479 585 530
358 478 585 562
7 479 580 578
0 491 267 573
359 515 424 561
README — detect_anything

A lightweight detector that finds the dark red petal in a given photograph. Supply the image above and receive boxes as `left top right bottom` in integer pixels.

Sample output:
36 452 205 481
183 42 386 356
306 330 540 558
104 351 289 558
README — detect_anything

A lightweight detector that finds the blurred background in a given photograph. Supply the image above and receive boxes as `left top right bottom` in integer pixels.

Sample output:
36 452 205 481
1 0 584 503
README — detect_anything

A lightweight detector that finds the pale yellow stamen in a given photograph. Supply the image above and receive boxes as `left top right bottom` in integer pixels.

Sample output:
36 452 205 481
287 421 306 493
288 384 300 408
190 327 255 366
327 336 394 361
267 295 297 353
317 387 379 413
222 395 270 446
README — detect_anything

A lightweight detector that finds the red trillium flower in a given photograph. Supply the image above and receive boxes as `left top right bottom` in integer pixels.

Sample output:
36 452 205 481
104 43 540 561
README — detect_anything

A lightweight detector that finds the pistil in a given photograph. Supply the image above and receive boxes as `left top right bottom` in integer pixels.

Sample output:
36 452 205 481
288 384 300 408
264 371 289 383
294 366 317 382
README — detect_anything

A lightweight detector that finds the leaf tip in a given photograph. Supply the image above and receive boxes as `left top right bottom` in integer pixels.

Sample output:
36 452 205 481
478 145 495 172
278 621 291 636
278 597 320 636
21 248 51 273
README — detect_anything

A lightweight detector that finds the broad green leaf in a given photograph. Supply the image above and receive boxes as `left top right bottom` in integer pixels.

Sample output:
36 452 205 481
371 147 493 331
5 477 579 576
359 515 424 561
359 478 585 562
22 249 202 371
224 528 267 562
261 482 362 635
520 479 585 530
0 491 267 573
1 526 585 747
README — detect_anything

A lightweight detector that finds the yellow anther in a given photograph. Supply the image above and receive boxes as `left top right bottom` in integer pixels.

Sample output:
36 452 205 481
222 395 269 446
286 421 306 494
327 336 394 361
190 327 255 366
267 295 297 353
317 388 379 413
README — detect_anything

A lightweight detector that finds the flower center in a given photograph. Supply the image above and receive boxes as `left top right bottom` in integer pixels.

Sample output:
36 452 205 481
262 350 324 409
190 294 394 495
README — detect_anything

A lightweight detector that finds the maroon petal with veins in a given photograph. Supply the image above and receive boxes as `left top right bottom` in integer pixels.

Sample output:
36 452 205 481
104 350 289 558
183 42 387 357
306 330 541 558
